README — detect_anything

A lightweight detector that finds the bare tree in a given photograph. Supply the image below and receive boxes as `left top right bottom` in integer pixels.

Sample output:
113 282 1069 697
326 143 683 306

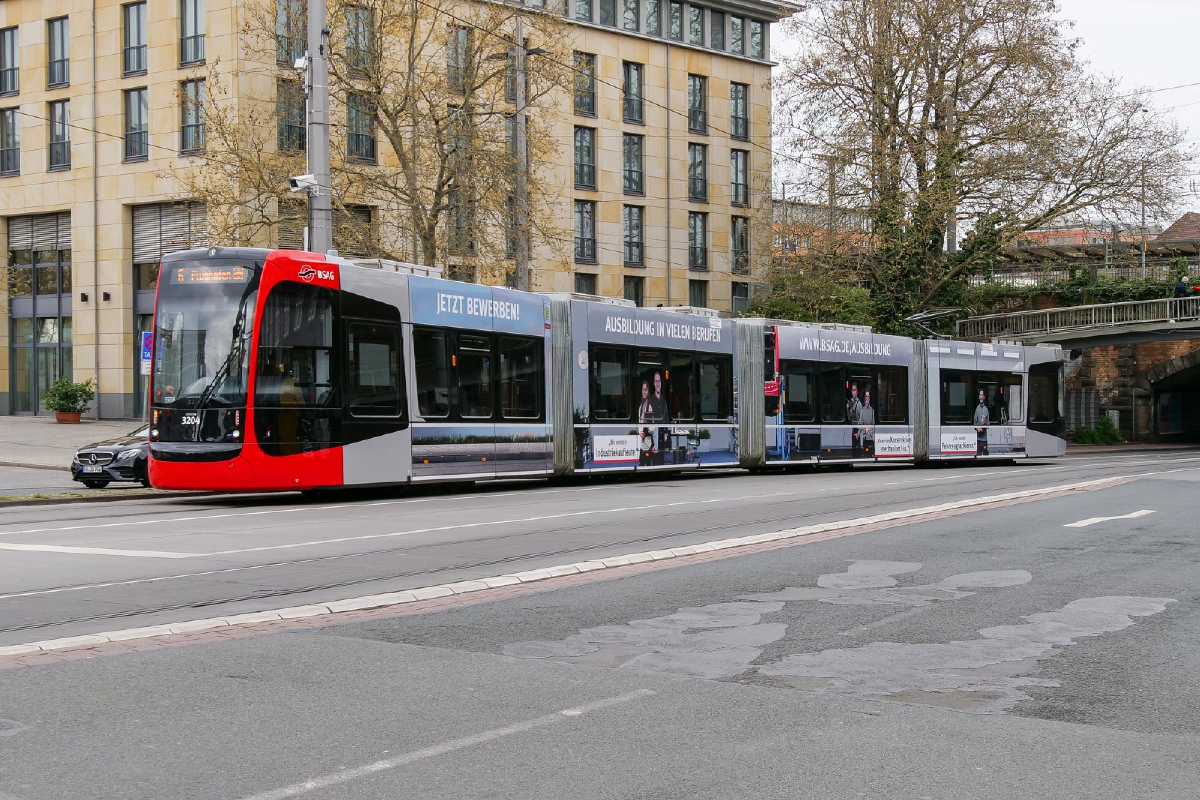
774 0 1190 331
174 0 572 274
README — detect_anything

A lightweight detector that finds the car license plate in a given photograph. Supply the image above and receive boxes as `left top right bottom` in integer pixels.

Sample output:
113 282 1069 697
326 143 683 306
82 465 104 473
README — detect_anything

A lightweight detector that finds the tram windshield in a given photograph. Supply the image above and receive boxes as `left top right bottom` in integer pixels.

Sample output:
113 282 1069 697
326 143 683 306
153 260 259 410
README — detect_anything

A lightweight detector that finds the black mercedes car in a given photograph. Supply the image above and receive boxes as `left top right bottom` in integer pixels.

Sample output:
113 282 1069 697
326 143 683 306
71 424 151 489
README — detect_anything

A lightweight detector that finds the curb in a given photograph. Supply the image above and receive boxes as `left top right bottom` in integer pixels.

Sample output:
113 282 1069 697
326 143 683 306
0 461 70 472
0 489 214 508
0 474 1129 659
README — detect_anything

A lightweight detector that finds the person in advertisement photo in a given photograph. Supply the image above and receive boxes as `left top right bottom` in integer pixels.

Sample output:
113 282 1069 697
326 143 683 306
637 379 657 465
859 389 876 456
847 381 865 457
974 388 990 454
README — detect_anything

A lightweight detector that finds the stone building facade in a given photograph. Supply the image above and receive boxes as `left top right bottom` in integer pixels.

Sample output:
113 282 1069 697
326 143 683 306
0 0 782 417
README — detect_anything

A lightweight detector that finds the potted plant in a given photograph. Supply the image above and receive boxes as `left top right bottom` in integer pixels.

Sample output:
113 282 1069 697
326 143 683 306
43 376 95 424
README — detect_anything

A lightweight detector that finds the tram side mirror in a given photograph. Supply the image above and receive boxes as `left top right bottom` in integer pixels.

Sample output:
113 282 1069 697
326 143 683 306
288 174 319 194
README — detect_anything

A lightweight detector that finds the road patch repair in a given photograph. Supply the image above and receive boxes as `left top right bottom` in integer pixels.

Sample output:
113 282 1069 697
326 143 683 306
0 474 1141 668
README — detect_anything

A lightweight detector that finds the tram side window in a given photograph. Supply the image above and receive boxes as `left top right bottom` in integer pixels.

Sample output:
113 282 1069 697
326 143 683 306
818 365 845 422
1029 367 1058 424
348 322 402 418
592 346 631 421
875 366 907 423
699 354 732 420
782 361 815 422
940 370 974 424
457 334 493 420
499 336 542 420
255 283 336 410
669 351 696 422
1003 374 1024 424
977 374 1002 426
254 282 338 453
413 328 450 419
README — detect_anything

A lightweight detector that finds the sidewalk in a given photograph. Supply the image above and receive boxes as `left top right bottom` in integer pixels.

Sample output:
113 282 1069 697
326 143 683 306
0 416 141 470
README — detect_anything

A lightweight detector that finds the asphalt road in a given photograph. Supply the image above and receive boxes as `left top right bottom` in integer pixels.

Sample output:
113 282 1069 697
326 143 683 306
1 452 1198 799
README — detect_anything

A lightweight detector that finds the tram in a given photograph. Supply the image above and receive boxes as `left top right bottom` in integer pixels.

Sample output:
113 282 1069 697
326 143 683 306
147 248 1065 492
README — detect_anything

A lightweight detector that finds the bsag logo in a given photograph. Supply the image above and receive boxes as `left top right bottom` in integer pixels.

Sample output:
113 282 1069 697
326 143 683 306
298 266 335 283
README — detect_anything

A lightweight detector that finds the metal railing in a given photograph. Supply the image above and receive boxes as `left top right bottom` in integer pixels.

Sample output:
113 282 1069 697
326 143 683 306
180 34 205 65
623 94 643 123
957 296 1200 340
124 44 147 75
969 263 1187 286
49 140 70 169
0 145 18 175
124 129 148 161
48 58 69 87
0 66 18 95
574 236 596 263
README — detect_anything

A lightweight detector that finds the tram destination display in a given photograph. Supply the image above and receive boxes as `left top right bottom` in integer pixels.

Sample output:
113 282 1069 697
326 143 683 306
171 265 251 284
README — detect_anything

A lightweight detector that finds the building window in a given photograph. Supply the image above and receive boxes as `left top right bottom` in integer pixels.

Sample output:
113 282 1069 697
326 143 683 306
449 192 474 254
346 5 373 73
669 1 683 40
0 28 17 97
730 82 748 140
623 133 644 194
505 195 517 258
180 79 205 153
646 0 661 35
347 93 376 161
688 74 706 133
731 281 749 314
623 61 643 123
48 100 71 170
574 126 596 189
180 0 206 65
124 88 148 161
688 211 707 269
600 0 617 26
750 19 764 58
0 107 18 175
574 200 596 263
277 78 306 151
123 2 148 76
48 18 70 88
576 0 593 22
447 27 472 94
624 275 644 306
731 149 748 205
732 215 749 274
623 205 644 266
688 143 707 201
710 11 724 49
623 0 639 30
689 279 708 308
730 16 743 54
688 5 704 45
574 52 596 115
276 0 305 65
575 272 597 295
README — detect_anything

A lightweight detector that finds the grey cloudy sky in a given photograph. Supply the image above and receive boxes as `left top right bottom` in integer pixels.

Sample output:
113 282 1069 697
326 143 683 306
774 0 1200 217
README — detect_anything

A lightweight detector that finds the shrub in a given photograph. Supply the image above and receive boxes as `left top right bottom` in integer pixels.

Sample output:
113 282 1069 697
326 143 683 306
43 377 95 414
1072 414 1122 445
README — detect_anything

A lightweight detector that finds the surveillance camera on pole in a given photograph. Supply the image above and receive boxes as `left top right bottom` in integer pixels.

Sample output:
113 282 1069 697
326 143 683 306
287 174 319 194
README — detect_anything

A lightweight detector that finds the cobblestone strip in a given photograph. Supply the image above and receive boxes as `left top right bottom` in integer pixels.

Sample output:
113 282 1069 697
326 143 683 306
0 476 1132 670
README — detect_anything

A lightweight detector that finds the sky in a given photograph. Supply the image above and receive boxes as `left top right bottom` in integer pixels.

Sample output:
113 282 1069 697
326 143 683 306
773 0 1200 222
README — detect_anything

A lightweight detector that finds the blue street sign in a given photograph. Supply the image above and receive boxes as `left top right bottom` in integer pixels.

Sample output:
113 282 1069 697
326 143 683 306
141 331 154 362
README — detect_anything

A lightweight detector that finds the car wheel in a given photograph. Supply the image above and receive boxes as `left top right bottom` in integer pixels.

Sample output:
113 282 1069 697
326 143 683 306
82 480 110 489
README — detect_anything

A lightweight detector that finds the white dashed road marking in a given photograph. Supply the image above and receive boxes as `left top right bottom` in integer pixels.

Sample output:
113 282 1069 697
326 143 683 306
232 689 654 800
1063 509 1156 528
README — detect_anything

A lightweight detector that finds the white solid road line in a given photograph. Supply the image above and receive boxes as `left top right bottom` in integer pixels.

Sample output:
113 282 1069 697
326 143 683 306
232 689 655 800
0 474 1137 657
0 543 197 558
1063 509 1156 528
